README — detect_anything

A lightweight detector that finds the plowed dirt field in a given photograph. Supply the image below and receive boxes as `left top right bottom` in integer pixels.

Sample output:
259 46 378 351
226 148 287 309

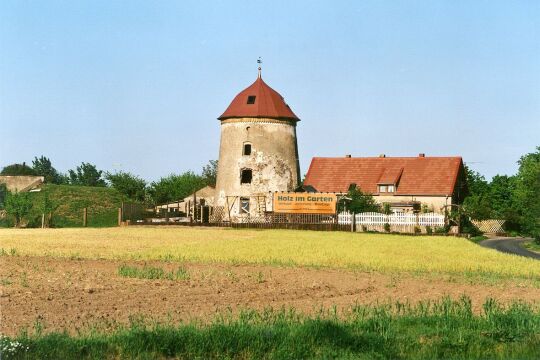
1 255 538 336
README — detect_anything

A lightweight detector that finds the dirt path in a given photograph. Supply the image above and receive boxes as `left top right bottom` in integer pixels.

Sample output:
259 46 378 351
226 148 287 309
1 256 539 336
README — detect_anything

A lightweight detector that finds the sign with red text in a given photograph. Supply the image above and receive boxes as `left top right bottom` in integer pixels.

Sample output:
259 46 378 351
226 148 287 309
273 192 337 214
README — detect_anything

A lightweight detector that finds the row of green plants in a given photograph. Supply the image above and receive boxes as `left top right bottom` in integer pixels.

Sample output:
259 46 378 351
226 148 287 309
1 296 539 359
365 223 447 234
118 264 190 281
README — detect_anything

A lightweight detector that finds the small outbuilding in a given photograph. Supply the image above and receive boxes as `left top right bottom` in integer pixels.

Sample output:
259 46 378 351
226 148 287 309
0 176 44 193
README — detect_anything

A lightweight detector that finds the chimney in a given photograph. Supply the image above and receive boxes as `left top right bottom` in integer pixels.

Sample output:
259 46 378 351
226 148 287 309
379 154 386 158
418 153 425 158
345 154 351 158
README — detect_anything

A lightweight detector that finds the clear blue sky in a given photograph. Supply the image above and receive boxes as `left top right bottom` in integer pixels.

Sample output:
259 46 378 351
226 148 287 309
1 0 538 181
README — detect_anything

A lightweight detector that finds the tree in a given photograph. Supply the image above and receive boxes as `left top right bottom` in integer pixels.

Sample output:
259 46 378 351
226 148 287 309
464 165 490 196
0 183 6 209
487 174 520 231
4 191 33 227
32 156 67 184
105 171 147 202
1 163 37 176
148 171 206 204
462 165 492 220
462 195 492 220
489 175 516 217
68 162 106 187
202 160 218 186
513 146 540 239
339 187 381 214
37 193 58 228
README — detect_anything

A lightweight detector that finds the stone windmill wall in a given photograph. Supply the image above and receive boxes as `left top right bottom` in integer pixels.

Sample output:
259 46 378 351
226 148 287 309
214 74 300 221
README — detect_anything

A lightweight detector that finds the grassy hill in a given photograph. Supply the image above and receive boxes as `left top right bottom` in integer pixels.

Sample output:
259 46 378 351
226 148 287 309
27 184 124 227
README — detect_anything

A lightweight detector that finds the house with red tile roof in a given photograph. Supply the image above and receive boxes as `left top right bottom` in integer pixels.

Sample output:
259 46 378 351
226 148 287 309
303 154 467 213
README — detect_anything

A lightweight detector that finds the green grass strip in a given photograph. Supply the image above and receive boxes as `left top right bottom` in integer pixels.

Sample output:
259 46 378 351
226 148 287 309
2 297 540 359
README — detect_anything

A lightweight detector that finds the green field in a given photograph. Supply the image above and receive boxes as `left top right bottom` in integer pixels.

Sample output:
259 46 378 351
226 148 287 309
2 297 539 359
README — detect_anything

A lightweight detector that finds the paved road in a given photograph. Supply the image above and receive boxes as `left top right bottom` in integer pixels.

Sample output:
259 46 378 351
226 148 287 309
479 237 540 260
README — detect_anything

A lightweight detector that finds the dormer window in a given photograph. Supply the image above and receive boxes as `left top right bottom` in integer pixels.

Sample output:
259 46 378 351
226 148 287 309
247 95 256 104
378 184 395 193
243 143 252 155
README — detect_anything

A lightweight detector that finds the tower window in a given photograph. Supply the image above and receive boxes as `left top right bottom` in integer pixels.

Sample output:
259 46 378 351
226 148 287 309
243 143 252 155
240 197 250 214
247 95 256 104
240 169 252 184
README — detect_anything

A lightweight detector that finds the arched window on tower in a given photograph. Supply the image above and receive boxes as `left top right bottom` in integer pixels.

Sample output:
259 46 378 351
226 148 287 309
243 143 252 156
240 169 252 184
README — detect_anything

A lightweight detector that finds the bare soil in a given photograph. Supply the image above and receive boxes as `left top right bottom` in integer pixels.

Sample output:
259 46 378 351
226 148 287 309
1 256 539 336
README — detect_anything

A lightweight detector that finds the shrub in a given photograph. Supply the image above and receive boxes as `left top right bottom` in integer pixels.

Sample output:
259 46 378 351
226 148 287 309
68 162 106 187
426 226 433 235
383 223 390 233
461 217 483 237
105 171 147 202
32 156 68 184
4 192 33 227
0 163 37 176
414 226 421 234
434 226 447 234
148 171 206 204
0 183 6 209
338 187 381 214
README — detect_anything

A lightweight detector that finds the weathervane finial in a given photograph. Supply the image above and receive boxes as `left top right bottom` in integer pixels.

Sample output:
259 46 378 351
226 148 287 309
257 57 262 78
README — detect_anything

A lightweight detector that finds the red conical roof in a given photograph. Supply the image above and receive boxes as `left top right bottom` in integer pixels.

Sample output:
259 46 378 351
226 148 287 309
218 76 300 121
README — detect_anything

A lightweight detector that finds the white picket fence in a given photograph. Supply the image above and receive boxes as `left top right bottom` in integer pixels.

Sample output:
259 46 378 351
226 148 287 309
338 212 445 233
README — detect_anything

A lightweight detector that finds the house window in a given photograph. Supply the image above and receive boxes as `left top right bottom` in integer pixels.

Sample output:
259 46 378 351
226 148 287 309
379 184 396 193
247 95 256 104
240 197 250 214
243 143 252 155
240 169 252 184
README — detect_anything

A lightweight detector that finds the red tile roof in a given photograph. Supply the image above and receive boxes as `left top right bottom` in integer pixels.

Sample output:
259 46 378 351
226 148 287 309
303 156 464 196
218 76 299 121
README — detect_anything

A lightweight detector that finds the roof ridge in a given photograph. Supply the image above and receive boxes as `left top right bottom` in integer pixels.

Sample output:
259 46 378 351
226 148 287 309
303 157 464 196
218 76 299 121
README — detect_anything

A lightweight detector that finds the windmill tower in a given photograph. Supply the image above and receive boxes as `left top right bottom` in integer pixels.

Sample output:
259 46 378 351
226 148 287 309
214 64 301 220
